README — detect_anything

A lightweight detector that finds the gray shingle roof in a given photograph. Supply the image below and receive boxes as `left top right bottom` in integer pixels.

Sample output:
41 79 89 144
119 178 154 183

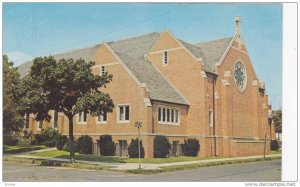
17 32 232 105
179 37 232 73
18 45 100 78
107 32 189 105
196 37 233 73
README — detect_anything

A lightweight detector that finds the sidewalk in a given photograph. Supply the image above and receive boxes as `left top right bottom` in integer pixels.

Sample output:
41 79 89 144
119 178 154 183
12 151 281 170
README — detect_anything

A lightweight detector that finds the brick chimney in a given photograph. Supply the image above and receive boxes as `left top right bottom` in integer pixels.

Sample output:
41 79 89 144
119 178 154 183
235 16 241 33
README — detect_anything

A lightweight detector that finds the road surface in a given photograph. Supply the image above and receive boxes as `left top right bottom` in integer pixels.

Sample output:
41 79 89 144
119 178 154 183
3 160 281 182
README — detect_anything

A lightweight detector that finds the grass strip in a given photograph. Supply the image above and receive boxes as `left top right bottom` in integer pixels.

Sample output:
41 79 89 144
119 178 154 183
3 155 112 171
3 145 47 154
124 155 282 175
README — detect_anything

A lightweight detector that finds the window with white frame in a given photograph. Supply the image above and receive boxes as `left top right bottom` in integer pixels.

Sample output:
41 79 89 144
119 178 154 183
209 110 213 127
96 111 107 124
52 110 58 129
163 51 168 66
100 65 105 76
118 105 130 123
158 106 180 125
78 111 87 124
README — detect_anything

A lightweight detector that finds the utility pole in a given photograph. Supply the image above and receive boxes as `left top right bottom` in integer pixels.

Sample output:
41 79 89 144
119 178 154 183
134 121 142 169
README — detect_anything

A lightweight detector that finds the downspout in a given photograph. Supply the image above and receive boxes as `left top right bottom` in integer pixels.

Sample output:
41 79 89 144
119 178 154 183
213 76 217 157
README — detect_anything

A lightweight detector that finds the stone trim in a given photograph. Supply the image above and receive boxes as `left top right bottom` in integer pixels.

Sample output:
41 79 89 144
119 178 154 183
65 132 271 141
148 47 183 55
92 62 119 68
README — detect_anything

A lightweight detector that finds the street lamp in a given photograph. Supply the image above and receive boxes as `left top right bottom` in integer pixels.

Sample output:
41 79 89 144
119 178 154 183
134 121 142 169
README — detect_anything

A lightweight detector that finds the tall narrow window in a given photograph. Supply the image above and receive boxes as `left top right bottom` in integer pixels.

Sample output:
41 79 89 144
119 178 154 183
166 109 170 122
158 107 161 122
97 111 107 124
53 110 58 128
118 105 130 122
100 65 105 76
162 108 166 122
78 111 87 123
37 120 43 130
175 110 179 123
25 114 29 128
171 109 174 123
163 51 168 66
209 110 213 127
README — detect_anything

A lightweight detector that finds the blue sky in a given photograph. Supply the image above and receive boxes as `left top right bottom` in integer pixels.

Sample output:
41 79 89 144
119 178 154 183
3 3 282 109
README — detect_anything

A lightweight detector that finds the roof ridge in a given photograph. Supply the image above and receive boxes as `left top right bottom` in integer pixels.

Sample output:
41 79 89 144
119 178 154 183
107 32 159 44
196 36 232 45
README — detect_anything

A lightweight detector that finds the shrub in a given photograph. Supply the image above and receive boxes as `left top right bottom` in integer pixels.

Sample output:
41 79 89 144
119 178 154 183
63 139 78 153
183 139 200 156
271 140 280 151
77 135 93 154
56 135 68 150
99 135 115 156
3 135 19 146
128 138 145 158
44 140 56 147
33 128 59 146
154 135 171 158
34 134 45 145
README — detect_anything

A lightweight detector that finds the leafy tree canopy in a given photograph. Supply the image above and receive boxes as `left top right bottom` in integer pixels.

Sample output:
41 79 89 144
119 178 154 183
272 110 282 133
16 56 114 162
16 56 114 119
3 55 24 133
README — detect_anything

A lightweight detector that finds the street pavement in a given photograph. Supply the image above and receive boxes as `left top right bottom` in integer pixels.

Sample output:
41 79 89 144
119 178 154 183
3 160 281 182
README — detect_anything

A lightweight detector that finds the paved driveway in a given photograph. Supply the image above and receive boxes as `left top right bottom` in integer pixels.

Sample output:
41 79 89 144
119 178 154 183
3 160 281 182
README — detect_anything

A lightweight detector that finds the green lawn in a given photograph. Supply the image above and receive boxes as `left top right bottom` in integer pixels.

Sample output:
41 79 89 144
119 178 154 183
270 150 282 155
3 145 47 154
29 149 208 163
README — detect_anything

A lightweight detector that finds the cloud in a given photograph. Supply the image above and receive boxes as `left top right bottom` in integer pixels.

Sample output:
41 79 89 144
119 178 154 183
5 51 33 66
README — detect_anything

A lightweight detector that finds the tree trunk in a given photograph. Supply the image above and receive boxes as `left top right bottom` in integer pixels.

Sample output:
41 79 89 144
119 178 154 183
68 114 75 163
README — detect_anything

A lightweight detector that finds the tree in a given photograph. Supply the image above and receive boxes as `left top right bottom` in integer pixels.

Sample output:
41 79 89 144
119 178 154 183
272 110 282 134
3 55 24 133
16 56 114 163
153 135 171 158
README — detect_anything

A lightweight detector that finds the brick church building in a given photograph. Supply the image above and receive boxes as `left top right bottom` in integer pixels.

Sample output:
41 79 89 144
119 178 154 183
18 17 275 158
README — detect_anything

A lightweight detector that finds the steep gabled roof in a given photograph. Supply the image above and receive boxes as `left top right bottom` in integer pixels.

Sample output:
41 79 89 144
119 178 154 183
17 31 233 105
179 37 232 73
18 45 100 78
196 37 232 72
114 52 189 105
18 32 189 105
107 32 189 105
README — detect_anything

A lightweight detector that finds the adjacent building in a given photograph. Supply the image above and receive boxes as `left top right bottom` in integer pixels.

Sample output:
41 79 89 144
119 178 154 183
18 17 274 158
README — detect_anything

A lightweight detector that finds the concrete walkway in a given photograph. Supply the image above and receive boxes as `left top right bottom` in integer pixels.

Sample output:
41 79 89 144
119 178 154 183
12 148 281 170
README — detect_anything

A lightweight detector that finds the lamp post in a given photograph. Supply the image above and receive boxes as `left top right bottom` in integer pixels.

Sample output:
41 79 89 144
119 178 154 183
134 121 142 169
